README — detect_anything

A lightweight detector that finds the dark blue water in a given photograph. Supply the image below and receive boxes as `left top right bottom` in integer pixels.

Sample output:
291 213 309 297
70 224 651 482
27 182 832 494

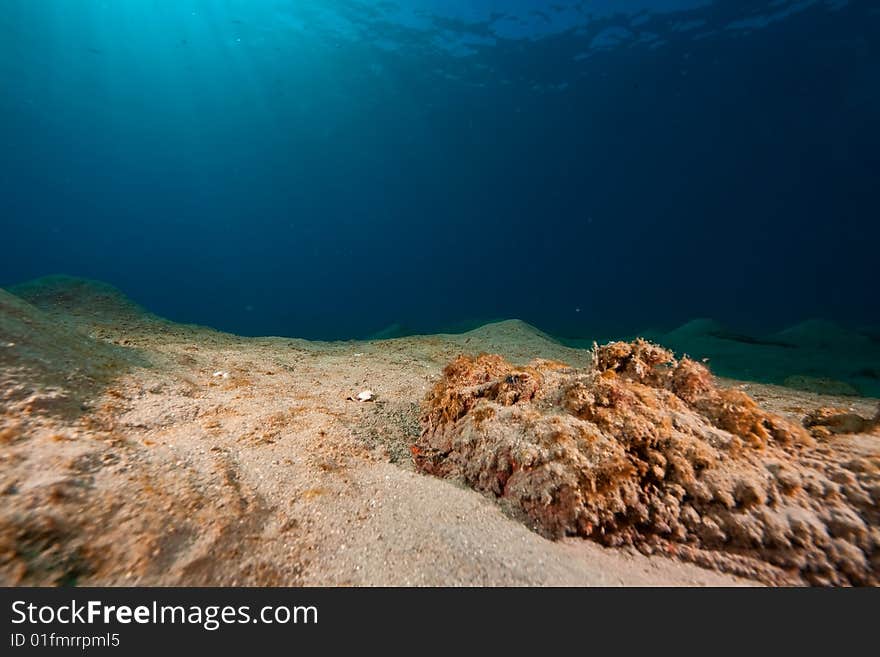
1 1 878 340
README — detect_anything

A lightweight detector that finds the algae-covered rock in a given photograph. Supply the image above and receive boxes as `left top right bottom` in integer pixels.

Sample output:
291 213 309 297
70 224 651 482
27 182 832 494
416 340 880 586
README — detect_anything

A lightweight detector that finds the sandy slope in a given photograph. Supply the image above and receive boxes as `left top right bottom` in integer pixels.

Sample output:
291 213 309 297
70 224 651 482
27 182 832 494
1 278 876 586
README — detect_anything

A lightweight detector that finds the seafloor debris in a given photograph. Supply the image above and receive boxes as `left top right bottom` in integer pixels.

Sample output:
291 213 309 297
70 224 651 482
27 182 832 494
803 406 880 438
349 390 375 402
415 340 879 585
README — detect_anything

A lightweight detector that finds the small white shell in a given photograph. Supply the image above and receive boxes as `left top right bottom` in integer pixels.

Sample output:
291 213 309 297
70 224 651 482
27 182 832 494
355 389 374 402
213 370 230 379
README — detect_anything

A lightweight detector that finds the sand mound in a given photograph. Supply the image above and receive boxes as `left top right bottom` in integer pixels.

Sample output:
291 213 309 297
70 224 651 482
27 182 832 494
0 289 139 419
10 275 151 324
415 340 880 585
451 320 579 365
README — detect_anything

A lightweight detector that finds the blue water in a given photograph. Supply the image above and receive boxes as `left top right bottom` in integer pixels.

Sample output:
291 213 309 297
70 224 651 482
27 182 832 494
1 1 878 340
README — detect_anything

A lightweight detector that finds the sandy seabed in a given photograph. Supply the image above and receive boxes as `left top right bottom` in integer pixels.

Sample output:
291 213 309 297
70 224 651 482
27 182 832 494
1 277 877 586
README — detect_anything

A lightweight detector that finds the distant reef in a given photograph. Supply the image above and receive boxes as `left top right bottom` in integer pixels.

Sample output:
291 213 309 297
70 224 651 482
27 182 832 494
563 317 880 398
646 318 880 398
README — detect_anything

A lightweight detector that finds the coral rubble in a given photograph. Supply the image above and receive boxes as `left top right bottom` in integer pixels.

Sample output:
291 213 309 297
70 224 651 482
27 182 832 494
415 340 880 585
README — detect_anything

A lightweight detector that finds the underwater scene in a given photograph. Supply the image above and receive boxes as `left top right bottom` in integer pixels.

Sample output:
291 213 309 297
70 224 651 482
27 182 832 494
1 1 878 587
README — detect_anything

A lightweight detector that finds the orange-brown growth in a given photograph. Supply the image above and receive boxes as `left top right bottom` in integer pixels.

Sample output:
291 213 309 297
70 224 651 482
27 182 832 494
416 340 879 586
